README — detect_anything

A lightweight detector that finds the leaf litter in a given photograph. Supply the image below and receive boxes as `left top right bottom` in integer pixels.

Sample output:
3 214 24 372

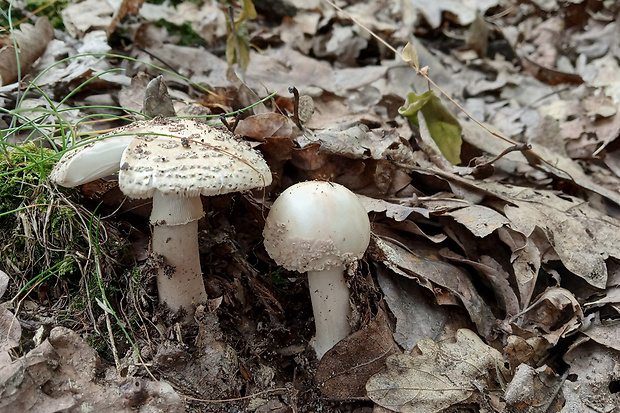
1 0 620 412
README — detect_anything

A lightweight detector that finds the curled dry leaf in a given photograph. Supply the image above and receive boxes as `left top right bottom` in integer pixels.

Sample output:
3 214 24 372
514 287 584 346
376 265 449 351
366 329 508 413
373 238 496 338
504 364 565 412
315 307 399 399
0 17 54 86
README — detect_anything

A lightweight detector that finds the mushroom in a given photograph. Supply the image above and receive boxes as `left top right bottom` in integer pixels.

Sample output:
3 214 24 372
262 181 370 359
51 118 272 320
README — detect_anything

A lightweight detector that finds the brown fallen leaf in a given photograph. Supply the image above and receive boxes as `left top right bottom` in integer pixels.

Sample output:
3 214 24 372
512 287 584 346
520 53 584 86
107 0 146 38
504 364 565 412
315 307 399 399
234 113 296 141
0 17 54 86
562 341 620 411
0 327 184 412
0 270 20 353
366 329 509 413
375 265 450 351
373 237 497 338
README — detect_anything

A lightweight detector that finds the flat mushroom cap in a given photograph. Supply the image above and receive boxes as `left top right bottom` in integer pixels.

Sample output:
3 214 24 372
118 118 273 199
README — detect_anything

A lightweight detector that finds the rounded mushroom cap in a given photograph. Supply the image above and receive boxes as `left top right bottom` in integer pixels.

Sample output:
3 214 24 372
118 118 272 199
263 181 370 272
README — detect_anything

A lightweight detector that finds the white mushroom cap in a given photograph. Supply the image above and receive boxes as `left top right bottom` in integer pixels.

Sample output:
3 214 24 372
117 118 272 225
50 134 133 187
118 118 272 200
263 181 370 272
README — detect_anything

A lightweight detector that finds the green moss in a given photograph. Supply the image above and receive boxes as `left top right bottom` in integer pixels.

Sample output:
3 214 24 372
0 143 126 293
154 20 207 47
271 268 292 291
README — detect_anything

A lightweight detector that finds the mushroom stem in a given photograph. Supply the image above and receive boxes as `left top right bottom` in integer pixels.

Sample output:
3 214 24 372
307 267 352 360
151 194 207 319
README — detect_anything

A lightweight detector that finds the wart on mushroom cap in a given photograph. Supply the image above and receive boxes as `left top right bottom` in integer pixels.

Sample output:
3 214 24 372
119 118 271 202
51 117 273 320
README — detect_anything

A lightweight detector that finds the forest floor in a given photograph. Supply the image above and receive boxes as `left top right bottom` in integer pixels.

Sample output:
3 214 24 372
1 0 620 412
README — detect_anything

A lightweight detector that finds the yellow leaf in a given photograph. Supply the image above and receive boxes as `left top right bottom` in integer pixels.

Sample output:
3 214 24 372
401 42 419 69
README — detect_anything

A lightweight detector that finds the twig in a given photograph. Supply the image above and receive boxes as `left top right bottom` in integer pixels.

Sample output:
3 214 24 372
475 143 532 167
288 86 303 129
219 114 239 133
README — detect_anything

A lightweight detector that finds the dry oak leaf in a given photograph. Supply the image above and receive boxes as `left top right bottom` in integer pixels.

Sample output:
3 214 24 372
366 329 508 413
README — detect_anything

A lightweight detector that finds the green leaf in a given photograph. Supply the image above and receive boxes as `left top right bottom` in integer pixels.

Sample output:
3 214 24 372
243 0 258 19
226 22 251 72
399 90 462 164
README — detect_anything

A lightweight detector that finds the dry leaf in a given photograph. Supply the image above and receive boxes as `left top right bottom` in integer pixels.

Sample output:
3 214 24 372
235 113 296 140
441 250 520 317
0 270 7 299
0 17 54 86
562 341 620 411
61 0 115 38
444 205 509 238
581 313 620 352
504 364 564 411
376 265 449 351
366 329 508 413
0 327 183 412
107 0 146 38
315 308 399 399
358 194 431 221
515 287 583 346
408 0 501 29
0 308 20 353
373 238 496 338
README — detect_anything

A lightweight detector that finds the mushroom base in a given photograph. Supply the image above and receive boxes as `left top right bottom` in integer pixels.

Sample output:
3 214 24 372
152 220 208 320
307 267 352 360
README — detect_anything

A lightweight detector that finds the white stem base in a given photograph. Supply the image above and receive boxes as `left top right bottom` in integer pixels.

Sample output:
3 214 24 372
307 267 352 360
152 213 207 320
